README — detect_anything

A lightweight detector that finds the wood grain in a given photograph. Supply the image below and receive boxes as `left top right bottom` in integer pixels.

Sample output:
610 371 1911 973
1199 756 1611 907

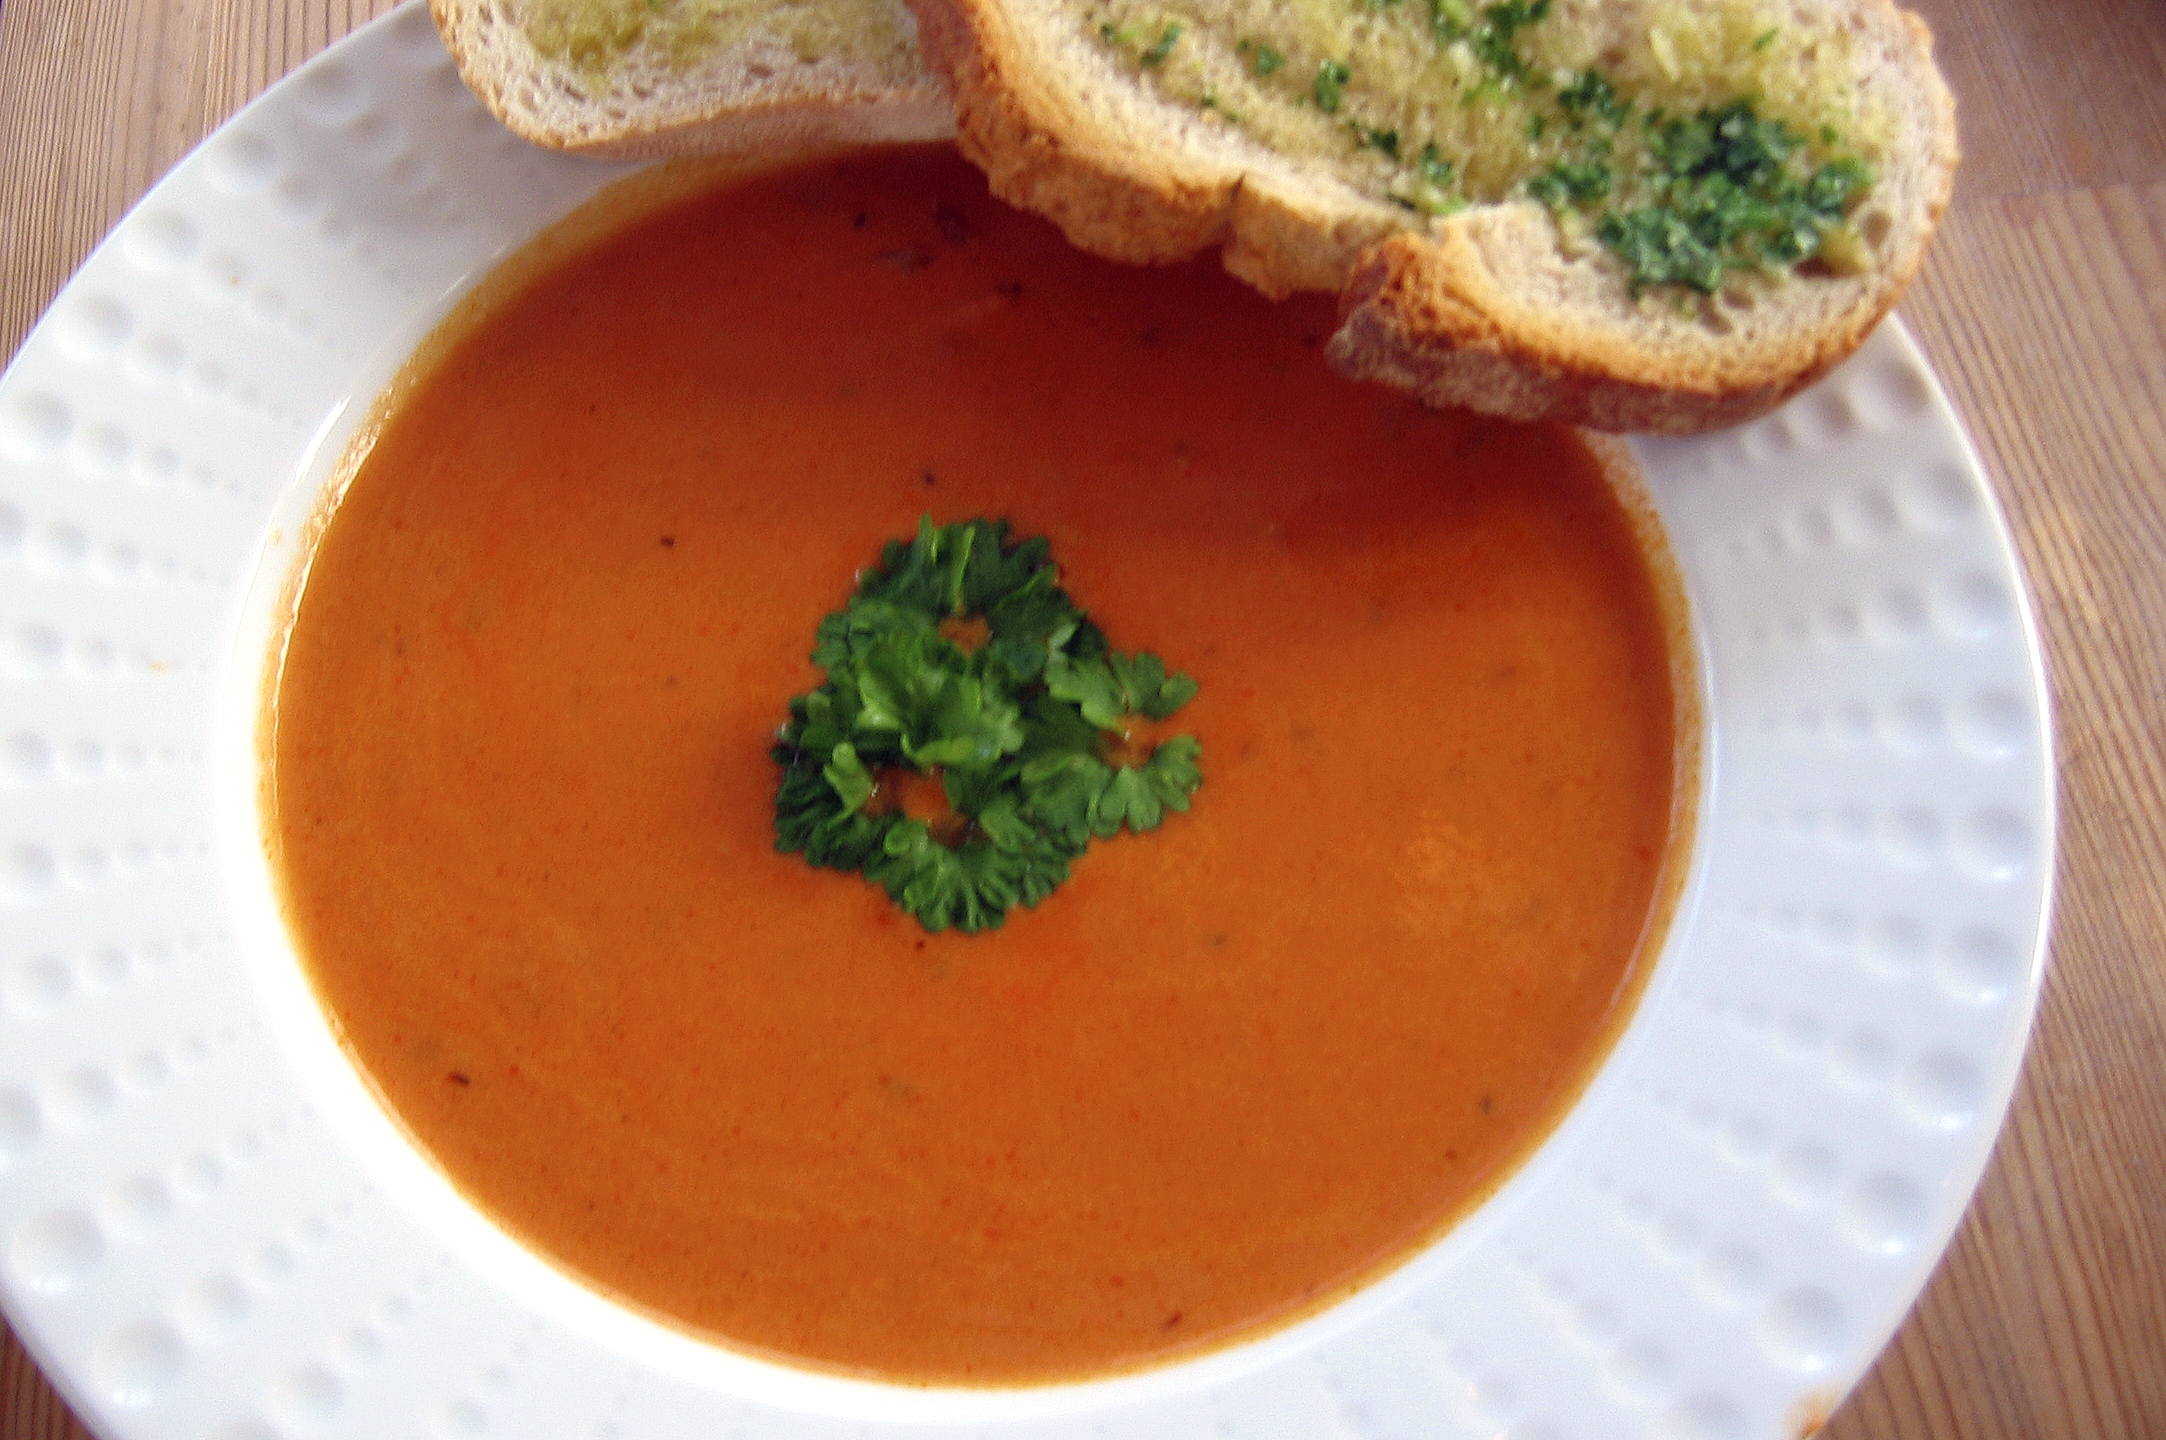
1829 180 2166 1440
3 0 2164 1436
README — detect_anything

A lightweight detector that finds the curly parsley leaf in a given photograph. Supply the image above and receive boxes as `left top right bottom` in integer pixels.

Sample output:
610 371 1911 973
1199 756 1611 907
1019 756 1109 848
852 628 1025 769
865 820 1076 933
823 742 877 813
1023 655 1202 842
1092 734 1202 838
1045 649 1198 727
772 744 888 871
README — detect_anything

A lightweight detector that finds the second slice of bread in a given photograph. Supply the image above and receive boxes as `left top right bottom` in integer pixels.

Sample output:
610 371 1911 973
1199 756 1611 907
909 0 1956 432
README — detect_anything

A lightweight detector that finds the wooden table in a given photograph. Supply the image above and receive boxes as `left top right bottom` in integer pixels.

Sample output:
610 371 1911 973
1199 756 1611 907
3 0 2160 1435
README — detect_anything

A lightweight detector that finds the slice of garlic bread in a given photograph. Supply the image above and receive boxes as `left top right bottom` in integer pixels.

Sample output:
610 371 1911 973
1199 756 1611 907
909 0 1956 431
431 0 954 159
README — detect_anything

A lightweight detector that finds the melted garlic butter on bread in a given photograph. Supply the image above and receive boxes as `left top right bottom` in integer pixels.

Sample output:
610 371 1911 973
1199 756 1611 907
430 0 954 157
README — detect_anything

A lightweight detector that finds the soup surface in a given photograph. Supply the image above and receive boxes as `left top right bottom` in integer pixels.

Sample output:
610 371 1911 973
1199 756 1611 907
267 146 1686 1384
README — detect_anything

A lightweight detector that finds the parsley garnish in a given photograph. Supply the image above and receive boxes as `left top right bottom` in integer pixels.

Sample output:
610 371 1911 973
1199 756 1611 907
773 519 1202 933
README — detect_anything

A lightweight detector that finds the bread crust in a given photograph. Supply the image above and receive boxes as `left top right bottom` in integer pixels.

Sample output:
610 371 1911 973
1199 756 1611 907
910 0 1957 432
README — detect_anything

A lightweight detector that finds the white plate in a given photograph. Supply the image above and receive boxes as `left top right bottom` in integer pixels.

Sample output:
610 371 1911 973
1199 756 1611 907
0 7 2053 1438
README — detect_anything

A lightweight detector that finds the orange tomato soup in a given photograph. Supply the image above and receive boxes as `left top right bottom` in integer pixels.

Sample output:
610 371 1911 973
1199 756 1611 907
266 146 1688 1384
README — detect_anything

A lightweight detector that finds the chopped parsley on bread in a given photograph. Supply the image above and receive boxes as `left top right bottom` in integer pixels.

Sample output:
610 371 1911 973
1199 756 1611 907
430 0 1955 432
